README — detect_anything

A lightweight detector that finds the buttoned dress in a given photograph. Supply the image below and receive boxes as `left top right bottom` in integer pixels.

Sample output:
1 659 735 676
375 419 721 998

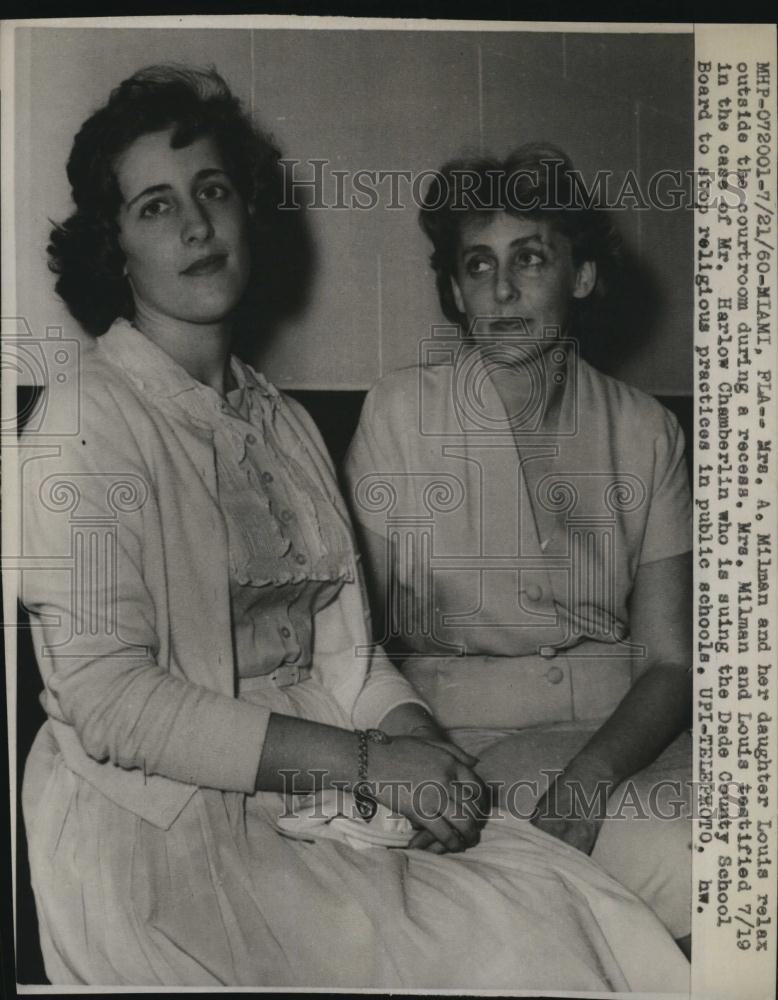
20 321 689 989
344 339 694 938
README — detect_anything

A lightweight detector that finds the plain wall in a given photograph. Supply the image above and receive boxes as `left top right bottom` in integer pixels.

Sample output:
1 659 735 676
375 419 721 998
14 26 693 394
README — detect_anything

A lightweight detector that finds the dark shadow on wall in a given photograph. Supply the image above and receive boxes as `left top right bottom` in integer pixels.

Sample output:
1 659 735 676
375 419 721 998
14 605 47 985
14 386 50 985
232 197 318 366
577 241 665 378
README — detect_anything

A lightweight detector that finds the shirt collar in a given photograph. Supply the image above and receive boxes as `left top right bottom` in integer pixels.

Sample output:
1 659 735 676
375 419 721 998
97 317 279 406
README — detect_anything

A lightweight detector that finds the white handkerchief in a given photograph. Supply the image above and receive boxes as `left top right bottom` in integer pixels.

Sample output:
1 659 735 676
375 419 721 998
276 790 414 850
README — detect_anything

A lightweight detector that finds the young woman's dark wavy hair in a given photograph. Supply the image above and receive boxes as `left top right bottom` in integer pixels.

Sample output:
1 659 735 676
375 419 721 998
48 64 284 337
418 143 622 337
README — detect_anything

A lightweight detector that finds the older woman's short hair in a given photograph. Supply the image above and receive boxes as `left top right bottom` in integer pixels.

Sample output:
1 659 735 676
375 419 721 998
48 64 283 336
418 143 622 329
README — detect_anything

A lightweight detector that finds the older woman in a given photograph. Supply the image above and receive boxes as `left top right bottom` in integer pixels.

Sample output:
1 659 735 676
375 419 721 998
344 146 693 950
21 70 689 989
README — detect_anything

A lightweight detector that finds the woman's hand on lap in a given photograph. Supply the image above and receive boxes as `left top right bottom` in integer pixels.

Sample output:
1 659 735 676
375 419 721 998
403 734 490 852
369 736 485 853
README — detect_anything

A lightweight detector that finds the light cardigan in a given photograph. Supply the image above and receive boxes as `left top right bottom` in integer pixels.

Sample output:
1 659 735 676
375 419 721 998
21 320 427 829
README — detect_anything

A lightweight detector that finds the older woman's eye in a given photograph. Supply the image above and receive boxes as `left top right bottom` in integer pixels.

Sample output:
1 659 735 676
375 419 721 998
465 256 494 276
139 199 170 219
515 250 544 268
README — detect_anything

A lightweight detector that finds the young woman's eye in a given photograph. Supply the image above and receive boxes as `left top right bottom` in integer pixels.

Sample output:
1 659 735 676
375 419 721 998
465 256 494 277
198 182 230 202
139 198 170 219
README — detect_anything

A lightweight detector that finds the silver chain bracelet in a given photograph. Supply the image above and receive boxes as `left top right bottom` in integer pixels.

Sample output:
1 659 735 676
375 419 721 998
353 728 391 821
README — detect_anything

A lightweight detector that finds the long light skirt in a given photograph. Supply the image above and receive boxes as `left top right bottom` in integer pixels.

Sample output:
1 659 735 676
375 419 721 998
23 690 690 990
450 723 693 938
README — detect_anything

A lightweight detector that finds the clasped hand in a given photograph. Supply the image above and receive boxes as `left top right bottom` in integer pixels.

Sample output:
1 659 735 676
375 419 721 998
368 734 488 855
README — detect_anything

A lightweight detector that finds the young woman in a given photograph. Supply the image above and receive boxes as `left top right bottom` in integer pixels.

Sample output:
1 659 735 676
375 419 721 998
21 69 689 989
